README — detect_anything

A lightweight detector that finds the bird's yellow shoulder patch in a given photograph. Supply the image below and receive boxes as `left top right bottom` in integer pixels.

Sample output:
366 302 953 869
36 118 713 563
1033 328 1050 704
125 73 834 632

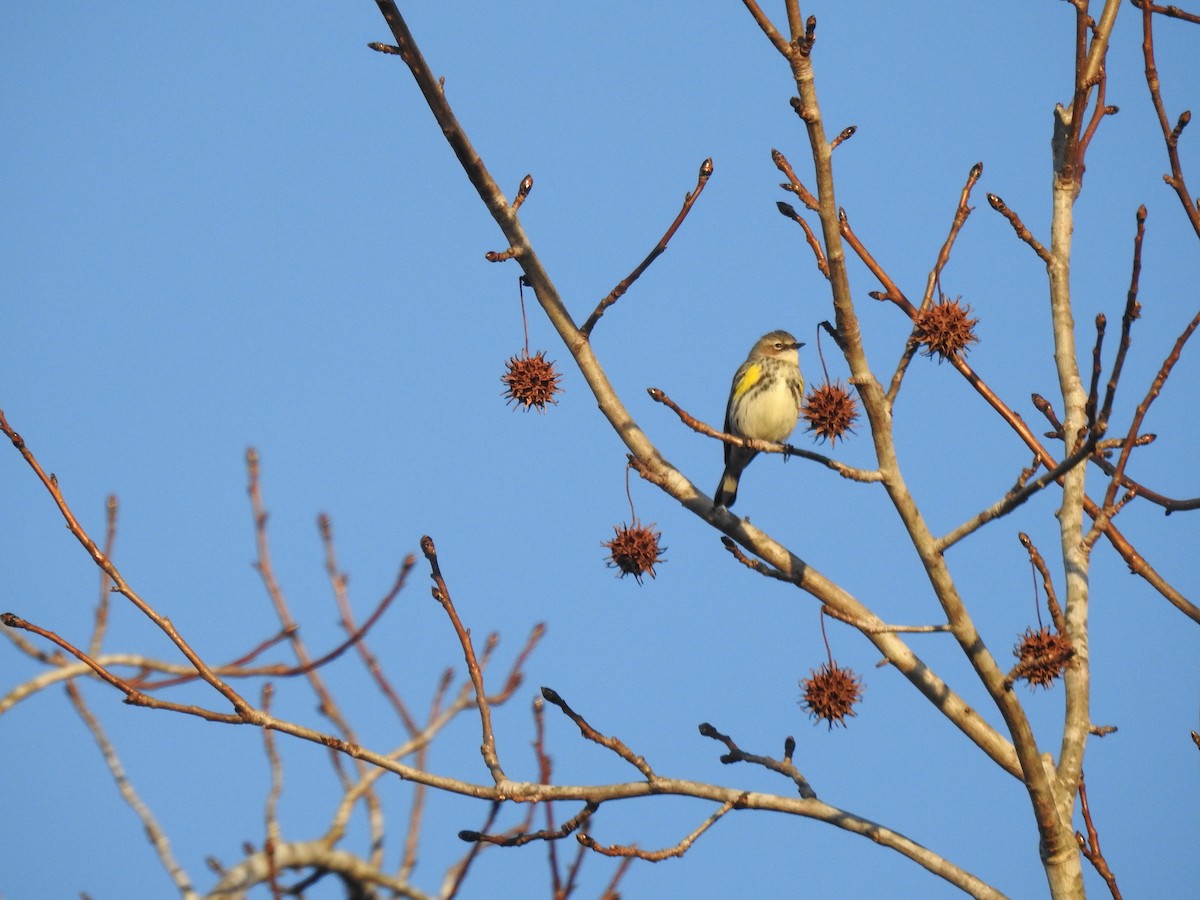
733 363 762 398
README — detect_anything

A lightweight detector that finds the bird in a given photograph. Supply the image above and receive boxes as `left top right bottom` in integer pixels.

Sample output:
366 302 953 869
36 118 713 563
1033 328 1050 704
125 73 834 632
714 330 805 509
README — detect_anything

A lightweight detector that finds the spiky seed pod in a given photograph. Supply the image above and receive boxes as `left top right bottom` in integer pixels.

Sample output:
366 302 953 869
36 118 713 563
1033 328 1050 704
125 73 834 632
1012 626 1075 690
603 520 665 584
913 297 979 361
501 349 563 412
800 661 864 729
802 380 859 445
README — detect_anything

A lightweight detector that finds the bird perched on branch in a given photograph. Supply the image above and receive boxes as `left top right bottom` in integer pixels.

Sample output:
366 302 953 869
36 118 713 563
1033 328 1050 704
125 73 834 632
714 330 805 509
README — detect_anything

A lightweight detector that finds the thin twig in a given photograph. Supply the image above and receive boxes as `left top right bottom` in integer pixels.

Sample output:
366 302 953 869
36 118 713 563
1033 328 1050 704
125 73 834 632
246 448 362 786
776 200 829 277
0 408 253 714
581 158 714 336
261 684 284 900
87 494 118 658
773 148 819 210
720 536 796 582
820 604 952 635
65 680 199 900
987 193 1052 263
446 802 501 899
698 723 816 799
540 686 655 779
422 535 507 784
579 798 740 860
1019 534 1066 633
646 387 881 483
1136 1 1200 237
461 802 597 848
741 0 792 57
937 424 1102 552
1075 772 1124 899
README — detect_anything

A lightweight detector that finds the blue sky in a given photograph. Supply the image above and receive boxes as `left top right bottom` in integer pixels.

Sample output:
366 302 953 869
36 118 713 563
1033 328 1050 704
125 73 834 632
3 3 1199 898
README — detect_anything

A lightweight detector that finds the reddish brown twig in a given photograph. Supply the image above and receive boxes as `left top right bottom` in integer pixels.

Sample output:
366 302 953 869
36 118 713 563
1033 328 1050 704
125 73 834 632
1094 309 1200 533
1075 772 1123 899
772 148 819 210
839 209 913 311
987 193 1052 263
926 162 984 307
578 798 740 860
1145 2 1200 24
0 408 253 715
777 200 829 277
541 686 655 779
1136 1 1200 238
422 535 507 784
2 613 243 724
321 513 420 735
830 125 856 151
597 856 634 900
247 448 360 761
581 158 713 336
1018 534 1065 633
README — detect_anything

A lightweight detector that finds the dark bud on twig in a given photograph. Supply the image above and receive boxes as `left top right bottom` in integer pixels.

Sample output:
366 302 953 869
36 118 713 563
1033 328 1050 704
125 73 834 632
798 15 817 56
699 158 714 180
776 201 798 219
511 174 534 213
969 161 983 181
830 126 856 151
367 42 402 55
783 736 796 760
1171 110 1191 143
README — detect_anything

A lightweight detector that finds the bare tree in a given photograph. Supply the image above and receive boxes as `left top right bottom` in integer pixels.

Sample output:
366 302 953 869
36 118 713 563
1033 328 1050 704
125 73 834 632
3 2 1198 898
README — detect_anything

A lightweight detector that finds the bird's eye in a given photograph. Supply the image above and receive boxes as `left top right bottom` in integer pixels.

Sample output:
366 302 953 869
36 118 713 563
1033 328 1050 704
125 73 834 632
774 342 785 350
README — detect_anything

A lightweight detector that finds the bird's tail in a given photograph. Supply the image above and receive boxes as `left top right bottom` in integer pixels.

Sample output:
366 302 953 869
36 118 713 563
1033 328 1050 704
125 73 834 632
714 467 740 508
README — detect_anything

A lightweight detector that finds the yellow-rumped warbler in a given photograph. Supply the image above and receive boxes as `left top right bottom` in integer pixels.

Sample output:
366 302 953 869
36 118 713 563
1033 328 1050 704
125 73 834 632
714 330 805 509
